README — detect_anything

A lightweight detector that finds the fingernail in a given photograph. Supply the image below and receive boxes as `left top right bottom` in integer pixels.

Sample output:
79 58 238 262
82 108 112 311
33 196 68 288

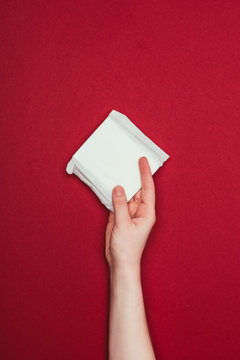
114 186 123 196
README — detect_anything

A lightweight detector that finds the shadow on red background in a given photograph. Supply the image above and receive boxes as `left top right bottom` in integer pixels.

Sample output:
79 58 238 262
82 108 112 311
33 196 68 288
1 1 240 359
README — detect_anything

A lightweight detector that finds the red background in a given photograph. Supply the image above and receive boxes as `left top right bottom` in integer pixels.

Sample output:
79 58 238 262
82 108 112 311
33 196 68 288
1 1 240 359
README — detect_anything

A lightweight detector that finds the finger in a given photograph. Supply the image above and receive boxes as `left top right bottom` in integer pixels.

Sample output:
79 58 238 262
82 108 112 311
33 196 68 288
134 189 142 202
108 210 114 223
112 185 131 225
128 200 137 218
128 196 134 203
138 157 155 207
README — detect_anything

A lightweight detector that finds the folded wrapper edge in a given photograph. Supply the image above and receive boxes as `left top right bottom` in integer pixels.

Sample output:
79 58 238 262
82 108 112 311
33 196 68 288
66 158 114 211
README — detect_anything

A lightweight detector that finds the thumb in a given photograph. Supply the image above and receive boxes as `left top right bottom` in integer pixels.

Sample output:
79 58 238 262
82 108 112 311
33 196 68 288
112 185 130 225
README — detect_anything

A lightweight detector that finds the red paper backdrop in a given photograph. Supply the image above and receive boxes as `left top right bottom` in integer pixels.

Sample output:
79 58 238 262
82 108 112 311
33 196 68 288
1 1 240 359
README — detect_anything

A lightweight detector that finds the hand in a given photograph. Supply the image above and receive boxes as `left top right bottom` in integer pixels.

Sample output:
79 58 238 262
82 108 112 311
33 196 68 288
105 157 156 270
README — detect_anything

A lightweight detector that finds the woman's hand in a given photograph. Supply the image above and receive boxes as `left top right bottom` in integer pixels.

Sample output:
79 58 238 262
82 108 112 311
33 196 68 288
105 157 156 270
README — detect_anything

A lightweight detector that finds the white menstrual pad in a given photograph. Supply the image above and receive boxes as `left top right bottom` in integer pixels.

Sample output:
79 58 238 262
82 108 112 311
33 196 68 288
66 110 169 211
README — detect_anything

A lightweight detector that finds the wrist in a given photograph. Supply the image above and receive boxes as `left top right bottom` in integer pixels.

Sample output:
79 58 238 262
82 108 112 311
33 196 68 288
110 264 141 287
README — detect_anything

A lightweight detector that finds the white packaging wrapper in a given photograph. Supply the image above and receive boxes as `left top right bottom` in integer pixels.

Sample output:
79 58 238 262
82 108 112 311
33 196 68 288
66 110 169 211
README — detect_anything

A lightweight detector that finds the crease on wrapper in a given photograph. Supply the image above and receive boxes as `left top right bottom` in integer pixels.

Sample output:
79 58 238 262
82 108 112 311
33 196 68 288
66 110 169 212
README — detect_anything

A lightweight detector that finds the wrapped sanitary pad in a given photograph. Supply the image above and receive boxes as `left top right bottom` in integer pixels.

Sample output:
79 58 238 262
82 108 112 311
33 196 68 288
66 110 169 211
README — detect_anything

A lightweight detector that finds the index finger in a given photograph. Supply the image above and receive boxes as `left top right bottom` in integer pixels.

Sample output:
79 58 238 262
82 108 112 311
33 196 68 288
138 157 155 208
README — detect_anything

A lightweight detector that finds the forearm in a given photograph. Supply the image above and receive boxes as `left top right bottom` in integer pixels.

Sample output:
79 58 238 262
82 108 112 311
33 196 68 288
109 265 156 360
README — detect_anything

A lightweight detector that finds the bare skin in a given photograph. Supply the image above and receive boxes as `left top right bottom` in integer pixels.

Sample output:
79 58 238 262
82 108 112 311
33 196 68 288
105 156 156 360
